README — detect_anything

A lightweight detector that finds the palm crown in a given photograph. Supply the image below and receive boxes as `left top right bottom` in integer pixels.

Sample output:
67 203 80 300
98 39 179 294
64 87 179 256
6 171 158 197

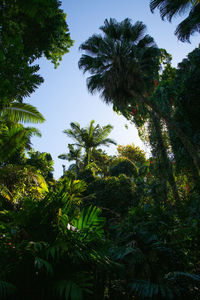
63 120 116 165
79 18 160 108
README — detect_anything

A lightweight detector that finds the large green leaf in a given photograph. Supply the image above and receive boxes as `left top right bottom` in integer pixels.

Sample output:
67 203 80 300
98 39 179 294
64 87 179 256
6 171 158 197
1 102 45 123
72 206 105 238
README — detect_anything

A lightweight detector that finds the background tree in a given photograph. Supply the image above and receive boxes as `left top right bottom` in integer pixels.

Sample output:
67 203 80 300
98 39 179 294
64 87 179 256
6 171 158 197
27 150 54 183
58 144 83 175
62 120 116 166
90 148 112 177
117 143 147 166
110 157 138 178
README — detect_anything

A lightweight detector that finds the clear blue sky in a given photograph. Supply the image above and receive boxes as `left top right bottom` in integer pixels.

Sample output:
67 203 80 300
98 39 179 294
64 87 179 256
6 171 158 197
28 0 199 179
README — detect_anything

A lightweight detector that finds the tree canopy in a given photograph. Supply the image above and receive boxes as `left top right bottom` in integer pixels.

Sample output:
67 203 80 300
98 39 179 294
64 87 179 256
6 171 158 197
0 0 73 106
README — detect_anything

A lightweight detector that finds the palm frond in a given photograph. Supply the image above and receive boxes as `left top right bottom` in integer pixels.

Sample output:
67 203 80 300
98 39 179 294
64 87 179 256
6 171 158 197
150 0 200 41
72 206 105 238
175 4 200 41
1 102 45 123
25 126 42 138
150 0 192 21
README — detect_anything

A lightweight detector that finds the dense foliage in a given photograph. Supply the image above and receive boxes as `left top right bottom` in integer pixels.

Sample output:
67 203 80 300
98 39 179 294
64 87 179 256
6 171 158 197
1 1 200 299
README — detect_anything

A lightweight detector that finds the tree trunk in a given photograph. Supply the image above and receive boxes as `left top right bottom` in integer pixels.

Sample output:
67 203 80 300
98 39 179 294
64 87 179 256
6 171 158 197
150 112 180 202
134 92 200 177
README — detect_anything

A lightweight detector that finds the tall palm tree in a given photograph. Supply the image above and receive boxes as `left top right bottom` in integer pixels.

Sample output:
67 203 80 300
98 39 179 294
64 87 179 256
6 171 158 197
79 18 200 174
150 0 200 42
63 120 116 165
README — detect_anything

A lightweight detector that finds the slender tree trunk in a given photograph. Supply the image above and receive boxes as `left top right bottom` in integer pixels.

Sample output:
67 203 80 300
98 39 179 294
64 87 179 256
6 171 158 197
150 112 180 202
133 92 200 177
149 112 168 203
87 148 91 166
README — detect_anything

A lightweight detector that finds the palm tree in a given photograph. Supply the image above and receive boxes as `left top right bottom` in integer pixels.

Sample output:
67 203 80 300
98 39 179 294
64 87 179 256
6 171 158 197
63 120 116 166
58 144 83 173
79 18 200 174
150 0 200 42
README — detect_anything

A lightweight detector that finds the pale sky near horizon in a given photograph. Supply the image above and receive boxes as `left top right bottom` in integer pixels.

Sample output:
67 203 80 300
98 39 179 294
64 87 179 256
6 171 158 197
27 0 199 179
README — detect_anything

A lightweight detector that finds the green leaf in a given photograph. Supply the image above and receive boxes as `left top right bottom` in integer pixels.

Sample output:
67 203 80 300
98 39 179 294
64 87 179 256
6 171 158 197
73 206 105 238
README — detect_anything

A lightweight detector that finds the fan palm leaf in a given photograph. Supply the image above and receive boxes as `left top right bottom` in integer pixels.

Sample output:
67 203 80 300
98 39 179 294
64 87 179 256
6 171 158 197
175 4 200 41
